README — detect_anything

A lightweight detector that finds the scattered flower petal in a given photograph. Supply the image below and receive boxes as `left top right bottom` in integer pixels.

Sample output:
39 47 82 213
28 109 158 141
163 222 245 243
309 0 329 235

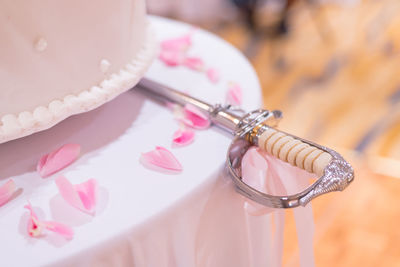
173 129 195 146
182 104 211 130
141 146 182 172
166 102 177 111
158 32 221 84
25 203 42 237
226 83 243 106
42 221 74 240
159 49 185 66
24 202 74 239
37 144 81 178
0 179 16 207
184 57 205 71
55 176 98 215
160 34 192 52
207 68 220 83
169 103 186 122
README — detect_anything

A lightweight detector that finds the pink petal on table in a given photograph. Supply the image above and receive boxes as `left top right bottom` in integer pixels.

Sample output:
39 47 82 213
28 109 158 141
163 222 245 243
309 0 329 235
159 49 186 66
160 34 192 51
0 179 16 207
183 57 205 71
141 146 182 172
42 221 74 240
226 83 243 106
166 102 177 111
55 176 98 215
24 202 74 239
37 144 81 178
24 203 43 237
168 103 185 121
206 68 220 83
173 129 195 146
182 104 211 130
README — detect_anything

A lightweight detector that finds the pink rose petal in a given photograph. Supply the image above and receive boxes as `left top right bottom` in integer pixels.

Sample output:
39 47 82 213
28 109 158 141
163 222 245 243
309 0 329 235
0 179 16 207
159 49 186 66
24 202 74 239
160 34 192 51
42 221 74 240
183 57 205 71
55 176 98 215
25 203 43 237
182 104 211 130
141 146 182 172
207 68 220 83
166 102 177 111
173 129 195 146
37 144 81 178
226 83 243 106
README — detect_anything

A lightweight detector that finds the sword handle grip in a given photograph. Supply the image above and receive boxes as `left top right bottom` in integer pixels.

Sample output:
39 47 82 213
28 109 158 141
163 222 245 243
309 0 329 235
257 127 332 176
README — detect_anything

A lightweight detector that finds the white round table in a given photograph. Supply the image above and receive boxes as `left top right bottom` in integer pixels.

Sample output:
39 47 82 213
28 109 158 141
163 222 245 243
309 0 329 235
0 17 276 267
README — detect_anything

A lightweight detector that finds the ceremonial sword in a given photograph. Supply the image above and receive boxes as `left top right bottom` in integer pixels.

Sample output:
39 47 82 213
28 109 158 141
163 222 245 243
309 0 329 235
138 78 354 208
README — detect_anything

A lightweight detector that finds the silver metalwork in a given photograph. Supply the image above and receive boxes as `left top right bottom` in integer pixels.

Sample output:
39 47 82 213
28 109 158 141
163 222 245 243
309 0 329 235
227 126 354 208
137 78 354 208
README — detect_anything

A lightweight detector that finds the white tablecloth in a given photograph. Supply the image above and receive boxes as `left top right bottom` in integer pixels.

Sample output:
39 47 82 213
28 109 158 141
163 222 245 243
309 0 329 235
0 17 313 267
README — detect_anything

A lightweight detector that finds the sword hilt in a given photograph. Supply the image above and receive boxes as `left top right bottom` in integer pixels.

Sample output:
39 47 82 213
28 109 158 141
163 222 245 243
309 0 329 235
252 126 332 176
215 106 333 177
228 108 354 208
239 109 331 176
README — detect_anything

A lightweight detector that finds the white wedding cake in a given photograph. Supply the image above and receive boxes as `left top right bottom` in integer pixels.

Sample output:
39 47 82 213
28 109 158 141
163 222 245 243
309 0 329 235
0 0 157 143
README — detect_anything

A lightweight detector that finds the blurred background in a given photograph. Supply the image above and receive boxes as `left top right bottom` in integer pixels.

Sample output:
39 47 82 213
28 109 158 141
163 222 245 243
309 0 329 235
148 0 400 266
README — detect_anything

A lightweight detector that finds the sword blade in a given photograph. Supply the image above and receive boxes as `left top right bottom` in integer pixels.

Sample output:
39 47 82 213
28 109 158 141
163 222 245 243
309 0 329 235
137 78 243 134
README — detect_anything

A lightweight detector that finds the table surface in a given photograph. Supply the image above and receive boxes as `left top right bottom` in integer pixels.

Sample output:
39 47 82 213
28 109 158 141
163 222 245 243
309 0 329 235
0 17 262 266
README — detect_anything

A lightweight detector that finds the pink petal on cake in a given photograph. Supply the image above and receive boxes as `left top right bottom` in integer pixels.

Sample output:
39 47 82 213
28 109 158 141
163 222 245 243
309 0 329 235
141 146 182 172
37 144 81 178
206 68 220 83
173 129 195 146
160 34 192 51
182 104 211 130
55 176 98 215
226 83 243 106
183 57 205 71
0 179 16 207
159 49 185 66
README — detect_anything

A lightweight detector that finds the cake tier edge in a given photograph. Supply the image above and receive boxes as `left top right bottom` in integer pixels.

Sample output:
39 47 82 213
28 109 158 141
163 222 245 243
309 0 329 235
0 22 158 144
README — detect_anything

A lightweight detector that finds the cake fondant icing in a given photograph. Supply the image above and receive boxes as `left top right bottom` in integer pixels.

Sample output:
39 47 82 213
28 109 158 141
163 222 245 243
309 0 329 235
0 0 157 143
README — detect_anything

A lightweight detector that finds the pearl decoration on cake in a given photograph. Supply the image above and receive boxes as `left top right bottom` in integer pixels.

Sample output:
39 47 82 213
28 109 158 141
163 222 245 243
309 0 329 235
18 111 35 129
100 59 111 73
35 37 48 52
